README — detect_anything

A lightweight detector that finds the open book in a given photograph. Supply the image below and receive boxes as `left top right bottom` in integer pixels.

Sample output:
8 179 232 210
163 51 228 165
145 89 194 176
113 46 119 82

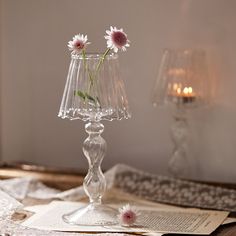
23 198 228 235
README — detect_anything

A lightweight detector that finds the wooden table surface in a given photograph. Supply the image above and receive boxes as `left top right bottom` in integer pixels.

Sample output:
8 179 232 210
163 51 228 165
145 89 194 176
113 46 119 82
0 163 236 236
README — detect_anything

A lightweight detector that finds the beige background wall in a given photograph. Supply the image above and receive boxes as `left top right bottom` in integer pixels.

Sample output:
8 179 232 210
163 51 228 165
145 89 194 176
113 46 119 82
1 0 236 182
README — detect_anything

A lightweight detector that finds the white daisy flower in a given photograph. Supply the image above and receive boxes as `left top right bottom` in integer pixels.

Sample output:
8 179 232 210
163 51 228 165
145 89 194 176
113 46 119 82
68 34 90 54
105 26 130 53
118 204 140 226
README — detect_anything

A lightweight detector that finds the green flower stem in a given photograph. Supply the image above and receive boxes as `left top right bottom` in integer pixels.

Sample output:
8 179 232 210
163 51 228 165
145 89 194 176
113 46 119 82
76 48 111 108
95 48 110 75
82 49 94 96
88 48 110 105
82 49 86 67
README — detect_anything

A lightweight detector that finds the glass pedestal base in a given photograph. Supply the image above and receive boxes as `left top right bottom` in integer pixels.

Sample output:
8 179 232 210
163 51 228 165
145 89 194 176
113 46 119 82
62 203 118 226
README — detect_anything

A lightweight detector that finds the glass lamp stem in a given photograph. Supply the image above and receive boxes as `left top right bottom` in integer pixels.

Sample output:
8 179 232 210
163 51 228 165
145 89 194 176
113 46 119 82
169 106 190 177
62 121 118 225
83 121 107 205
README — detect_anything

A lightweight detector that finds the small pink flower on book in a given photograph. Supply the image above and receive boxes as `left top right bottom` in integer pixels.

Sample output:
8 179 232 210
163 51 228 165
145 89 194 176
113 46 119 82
118 204 140 226
105 26 130 53
68 34 91 54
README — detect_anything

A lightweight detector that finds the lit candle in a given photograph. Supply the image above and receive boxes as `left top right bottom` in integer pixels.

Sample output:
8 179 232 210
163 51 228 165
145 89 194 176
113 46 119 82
169 83 196 104
183 87 195 97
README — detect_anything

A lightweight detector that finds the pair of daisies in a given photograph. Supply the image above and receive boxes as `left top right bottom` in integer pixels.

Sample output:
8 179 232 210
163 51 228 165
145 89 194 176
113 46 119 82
68 26 130 54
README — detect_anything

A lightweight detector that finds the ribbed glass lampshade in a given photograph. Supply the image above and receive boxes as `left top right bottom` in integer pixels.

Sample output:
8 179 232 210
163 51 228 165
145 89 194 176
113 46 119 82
152 49 210 108
58 53 130 121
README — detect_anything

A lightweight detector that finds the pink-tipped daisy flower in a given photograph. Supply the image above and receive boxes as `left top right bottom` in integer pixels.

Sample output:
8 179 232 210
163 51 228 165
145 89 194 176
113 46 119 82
68 34 90 54
105 26 130 53
118 204 140 226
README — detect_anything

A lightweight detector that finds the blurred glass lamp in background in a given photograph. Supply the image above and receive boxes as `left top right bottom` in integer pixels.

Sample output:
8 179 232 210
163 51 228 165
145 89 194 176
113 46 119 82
152 49 210 178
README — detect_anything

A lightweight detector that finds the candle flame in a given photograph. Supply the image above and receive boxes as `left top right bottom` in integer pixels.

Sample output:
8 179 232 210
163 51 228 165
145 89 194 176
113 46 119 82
183 87 189 94
183 87 193 95
172 83 194 97
177 88 181 94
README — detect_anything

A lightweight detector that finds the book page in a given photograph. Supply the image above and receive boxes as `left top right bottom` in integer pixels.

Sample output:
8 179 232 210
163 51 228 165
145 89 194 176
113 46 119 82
22 201 228 235
137 209 225 234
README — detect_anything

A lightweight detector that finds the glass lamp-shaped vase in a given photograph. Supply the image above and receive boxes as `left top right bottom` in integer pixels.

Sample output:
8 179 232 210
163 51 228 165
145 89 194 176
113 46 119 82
152 49 210 177
58 53 130 225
